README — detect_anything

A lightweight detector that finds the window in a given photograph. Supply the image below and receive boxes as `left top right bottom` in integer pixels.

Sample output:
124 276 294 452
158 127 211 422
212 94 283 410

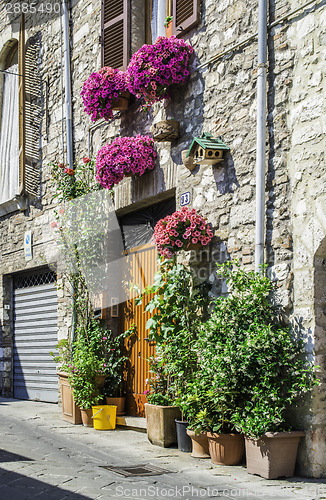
101 0 200 69
0 41 19 206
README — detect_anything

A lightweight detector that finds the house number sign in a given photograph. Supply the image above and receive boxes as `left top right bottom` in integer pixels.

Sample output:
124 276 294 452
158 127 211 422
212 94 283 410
180 192 191 206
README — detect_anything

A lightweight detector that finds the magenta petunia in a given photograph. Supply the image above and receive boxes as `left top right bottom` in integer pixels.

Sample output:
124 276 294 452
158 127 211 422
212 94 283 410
126 36 193 108
153 207 213 257
81 67 128 122
96 135 157 190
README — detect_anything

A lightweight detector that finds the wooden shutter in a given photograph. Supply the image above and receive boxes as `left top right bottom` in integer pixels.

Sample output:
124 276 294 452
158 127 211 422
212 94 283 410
172 0 200 36
24 35 41 197
101 0 130 70
18 15 25 194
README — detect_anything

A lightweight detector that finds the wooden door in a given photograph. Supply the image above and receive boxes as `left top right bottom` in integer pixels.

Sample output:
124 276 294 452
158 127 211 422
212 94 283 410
119 243 158 416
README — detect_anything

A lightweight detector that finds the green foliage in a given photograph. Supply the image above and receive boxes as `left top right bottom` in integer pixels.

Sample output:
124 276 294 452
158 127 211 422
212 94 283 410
164 15 173 27
51 157 101 203
69 320 129 409
50 339 71 373
194 261 319 437
138 258 210 407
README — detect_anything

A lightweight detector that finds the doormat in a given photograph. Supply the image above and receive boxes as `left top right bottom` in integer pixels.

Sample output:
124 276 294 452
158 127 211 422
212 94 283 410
100 464 172 477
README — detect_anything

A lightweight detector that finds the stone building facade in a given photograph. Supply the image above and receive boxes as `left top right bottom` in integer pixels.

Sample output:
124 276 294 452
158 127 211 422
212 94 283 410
0 0 325 477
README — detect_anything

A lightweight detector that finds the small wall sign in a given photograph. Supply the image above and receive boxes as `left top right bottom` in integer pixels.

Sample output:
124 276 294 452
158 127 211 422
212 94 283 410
180 192 191 206
24 231 32 261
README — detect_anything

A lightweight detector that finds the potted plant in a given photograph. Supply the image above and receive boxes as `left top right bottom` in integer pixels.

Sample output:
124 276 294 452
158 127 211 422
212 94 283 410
81 67 129 122
50 339 82 425
200 262 319 474
102 330 129 416
144 350 181 447
96 135 157 190
153 207 213 258
178 382 210 458
126 36 193 108
69 320 120 427
139 259 210 448
164 16 173 38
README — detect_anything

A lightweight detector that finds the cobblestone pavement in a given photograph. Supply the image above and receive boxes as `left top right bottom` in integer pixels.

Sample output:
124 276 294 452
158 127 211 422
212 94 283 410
0 398 325 500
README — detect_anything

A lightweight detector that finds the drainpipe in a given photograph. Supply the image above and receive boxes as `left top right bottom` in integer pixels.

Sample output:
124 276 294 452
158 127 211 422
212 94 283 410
62 0 73 169
255 0 268 273
62 0 76 341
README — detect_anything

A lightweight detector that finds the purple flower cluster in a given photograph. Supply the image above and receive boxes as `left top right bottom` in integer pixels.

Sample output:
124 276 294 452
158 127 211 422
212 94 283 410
126 36 194 106
81 67 127 122
96 135 157 189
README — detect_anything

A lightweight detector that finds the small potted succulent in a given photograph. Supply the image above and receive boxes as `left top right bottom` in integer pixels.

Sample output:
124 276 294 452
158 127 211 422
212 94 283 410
81 66 129 122
96 135 157 190
153 207 213 258
126 36 193 108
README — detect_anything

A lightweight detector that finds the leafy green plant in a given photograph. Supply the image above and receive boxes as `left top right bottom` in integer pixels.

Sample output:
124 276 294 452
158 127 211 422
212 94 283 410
164 15 173 27
196 261 319 436
50 339 72 373
69 320 129 409
137 258 210 407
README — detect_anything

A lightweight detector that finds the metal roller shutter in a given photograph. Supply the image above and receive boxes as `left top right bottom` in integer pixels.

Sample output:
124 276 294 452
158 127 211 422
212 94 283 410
13 271 58 403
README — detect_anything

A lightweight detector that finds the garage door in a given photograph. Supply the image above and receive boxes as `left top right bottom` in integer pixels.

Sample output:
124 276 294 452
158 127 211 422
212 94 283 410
13 270 58 403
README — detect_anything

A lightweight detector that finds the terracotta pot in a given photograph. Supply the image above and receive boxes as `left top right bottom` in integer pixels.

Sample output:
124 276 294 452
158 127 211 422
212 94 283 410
165 21 173 38
105 397 126 416
207 432 244 465
80 408 93 427
57 372 82 425
245 431 305 479
112 91 130 111
145 403 181 447
187 430 210 458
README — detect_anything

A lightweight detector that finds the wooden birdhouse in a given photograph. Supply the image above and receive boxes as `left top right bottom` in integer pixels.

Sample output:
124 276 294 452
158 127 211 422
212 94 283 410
186 133 230 166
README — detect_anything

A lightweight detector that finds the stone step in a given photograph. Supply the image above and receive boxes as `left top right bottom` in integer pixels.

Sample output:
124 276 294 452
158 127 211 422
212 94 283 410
116 415 147 432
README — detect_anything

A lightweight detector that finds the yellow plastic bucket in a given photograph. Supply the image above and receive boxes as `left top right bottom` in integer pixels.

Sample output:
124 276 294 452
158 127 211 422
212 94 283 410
92 405 117 430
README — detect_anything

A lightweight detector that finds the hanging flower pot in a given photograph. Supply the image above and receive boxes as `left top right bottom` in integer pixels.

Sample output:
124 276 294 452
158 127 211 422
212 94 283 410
126 36 193 108
81 67 128 122
96 135 157 190
112 91 130 111
153 207 213 258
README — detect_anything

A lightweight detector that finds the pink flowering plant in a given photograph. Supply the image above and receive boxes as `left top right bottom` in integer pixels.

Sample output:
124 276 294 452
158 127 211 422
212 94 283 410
153 207 214 258
96 135 157 190
81 66 128 122
126 36 194 107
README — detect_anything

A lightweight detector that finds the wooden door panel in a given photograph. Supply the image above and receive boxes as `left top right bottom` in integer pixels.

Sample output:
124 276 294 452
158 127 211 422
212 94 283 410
120 243 157 416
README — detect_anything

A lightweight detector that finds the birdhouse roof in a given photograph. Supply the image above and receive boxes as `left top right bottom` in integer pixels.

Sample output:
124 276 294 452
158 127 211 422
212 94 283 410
187 133 230 157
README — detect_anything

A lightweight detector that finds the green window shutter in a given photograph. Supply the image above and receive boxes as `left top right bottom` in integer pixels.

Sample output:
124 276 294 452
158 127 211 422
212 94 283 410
172 0 200 36
101 0 130 70
24 35 41 197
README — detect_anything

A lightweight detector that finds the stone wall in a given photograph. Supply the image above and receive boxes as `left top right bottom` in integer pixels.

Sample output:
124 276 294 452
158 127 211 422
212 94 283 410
286 1 326 478
0 0 325 476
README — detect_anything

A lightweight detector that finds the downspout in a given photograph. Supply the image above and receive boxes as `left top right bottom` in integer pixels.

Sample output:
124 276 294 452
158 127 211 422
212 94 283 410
255 0 268 273
62 0 73 169
62 0 76 340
